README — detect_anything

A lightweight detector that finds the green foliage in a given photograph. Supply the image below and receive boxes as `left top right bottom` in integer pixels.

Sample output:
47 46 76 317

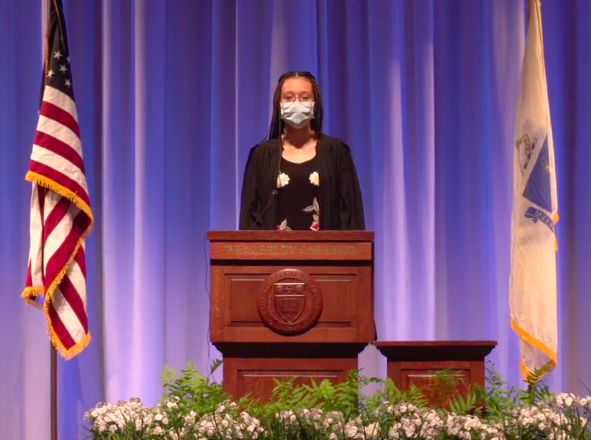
160 360 229 416
448 387 479 415
477 361 554 421
363 377 428 412
522 364 553 405
300 370 370 417
158 360 555 420
479 362 520 419
86 359 591 440
425 370 465 409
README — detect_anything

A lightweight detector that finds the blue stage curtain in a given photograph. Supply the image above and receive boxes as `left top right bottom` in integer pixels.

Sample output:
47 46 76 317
1 1 590 438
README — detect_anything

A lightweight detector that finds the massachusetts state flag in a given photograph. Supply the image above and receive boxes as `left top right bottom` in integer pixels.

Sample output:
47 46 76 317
22 0 93 359
510 0 558 380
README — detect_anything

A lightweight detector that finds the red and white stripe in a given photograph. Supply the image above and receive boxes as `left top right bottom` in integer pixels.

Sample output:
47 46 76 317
23 85 93 359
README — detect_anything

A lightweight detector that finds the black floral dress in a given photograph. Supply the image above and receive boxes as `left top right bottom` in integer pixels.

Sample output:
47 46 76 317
276 156 320 231
239 136 365 231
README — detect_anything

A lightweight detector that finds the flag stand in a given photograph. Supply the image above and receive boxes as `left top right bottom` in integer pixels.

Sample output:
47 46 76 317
51 345 58 440
43 1 59 435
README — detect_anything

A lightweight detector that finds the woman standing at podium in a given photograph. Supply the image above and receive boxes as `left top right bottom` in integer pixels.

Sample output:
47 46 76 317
239 71 365 231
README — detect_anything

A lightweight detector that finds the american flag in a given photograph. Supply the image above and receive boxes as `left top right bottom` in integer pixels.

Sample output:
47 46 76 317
22 0 93 359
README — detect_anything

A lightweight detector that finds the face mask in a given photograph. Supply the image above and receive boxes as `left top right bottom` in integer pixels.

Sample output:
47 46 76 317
280 101 314 129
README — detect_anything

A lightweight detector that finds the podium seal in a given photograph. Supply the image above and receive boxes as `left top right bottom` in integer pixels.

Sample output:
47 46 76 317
258 268 323 335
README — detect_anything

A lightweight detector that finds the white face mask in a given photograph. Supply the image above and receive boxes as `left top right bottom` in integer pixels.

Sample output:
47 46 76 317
280 101 315 129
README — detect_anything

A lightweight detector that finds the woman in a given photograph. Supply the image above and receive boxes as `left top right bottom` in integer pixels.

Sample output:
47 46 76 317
239 71 365 231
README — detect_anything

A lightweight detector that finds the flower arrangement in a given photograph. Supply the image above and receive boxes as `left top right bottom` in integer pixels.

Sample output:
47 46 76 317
84 362 591 440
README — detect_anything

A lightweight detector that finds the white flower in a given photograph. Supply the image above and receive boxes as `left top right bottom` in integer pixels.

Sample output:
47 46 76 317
345 425 359 438
309 171 320 186
364 422 379 438
277 173 290 188
277 410 297 424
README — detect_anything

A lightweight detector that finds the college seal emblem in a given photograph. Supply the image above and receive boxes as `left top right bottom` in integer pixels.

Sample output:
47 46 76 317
257 268 323 335
516 134 537 176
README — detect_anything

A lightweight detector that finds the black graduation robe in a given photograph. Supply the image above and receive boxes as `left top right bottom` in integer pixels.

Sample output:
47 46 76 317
239 135 365 230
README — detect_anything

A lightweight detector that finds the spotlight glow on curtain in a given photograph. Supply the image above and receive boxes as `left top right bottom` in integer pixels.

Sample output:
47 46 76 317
1 1 590 439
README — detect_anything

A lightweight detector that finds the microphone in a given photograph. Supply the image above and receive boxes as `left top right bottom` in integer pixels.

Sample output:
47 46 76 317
254 123 282 228
254 189 278 227
255 138 282 227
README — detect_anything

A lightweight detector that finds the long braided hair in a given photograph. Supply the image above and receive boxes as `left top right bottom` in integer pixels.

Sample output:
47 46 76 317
266 71 324 140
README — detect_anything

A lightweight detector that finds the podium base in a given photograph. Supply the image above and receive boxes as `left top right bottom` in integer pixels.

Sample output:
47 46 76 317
214 342 367 401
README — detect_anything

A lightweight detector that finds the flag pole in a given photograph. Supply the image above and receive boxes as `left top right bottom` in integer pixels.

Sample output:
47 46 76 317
42 0 58 437
51 345 58 440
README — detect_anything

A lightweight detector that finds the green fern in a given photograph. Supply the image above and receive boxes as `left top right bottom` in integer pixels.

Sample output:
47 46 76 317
448 386 479 415
361 377 428 414
160 364 178 388
479 363 520 418
476 362 555 422
526 364 553 385
159 360 228 415
423 370 465 409
243 376 321 419
209 358 223 375
157 361 576 436
99 361 591 440
521 366 552 406
312 370 366 417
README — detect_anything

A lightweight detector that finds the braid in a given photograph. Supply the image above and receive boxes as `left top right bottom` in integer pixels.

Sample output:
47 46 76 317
266 71 324 140
267 85 282 139
310 78 323 135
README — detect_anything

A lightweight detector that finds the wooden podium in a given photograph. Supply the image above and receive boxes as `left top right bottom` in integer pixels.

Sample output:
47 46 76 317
375 341 497 404
207 231 375 400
